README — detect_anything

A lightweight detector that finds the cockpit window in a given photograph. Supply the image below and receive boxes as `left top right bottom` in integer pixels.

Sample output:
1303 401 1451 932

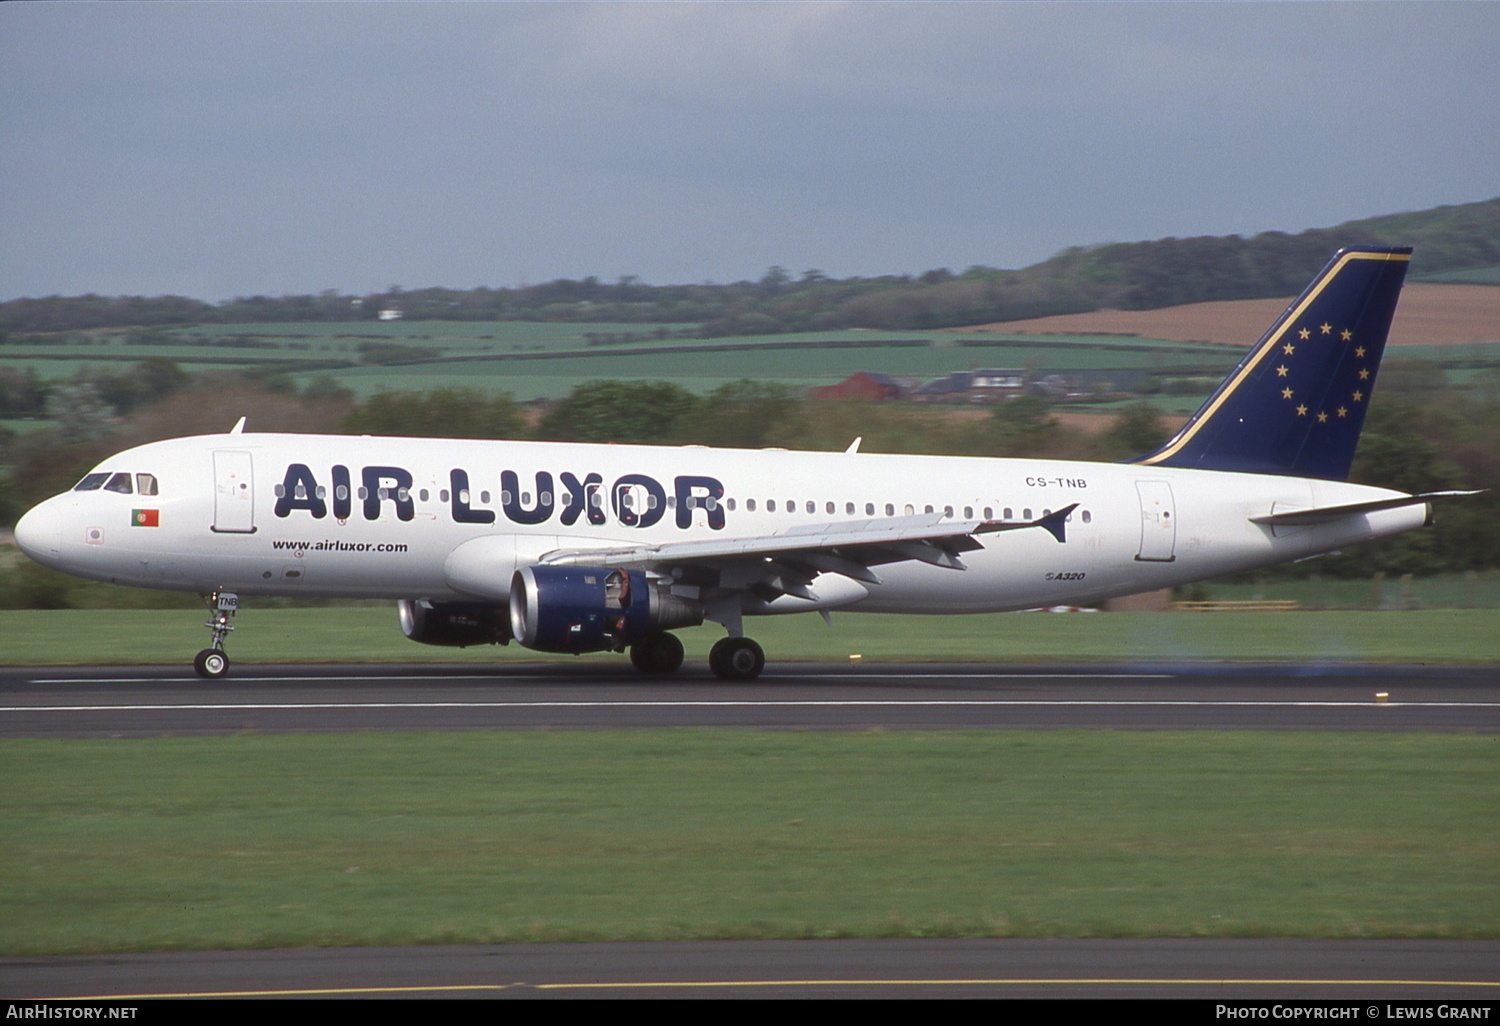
103 473 133 494
136 473 159 496
73 473 110 492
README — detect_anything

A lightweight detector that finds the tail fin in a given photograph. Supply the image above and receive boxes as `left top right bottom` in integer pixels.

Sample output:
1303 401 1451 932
1133 247 1411 480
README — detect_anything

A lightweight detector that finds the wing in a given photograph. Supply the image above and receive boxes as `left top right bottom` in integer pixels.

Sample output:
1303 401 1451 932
539 505 1077 605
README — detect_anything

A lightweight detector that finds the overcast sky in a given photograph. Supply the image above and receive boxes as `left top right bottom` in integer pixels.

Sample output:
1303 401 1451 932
2 2 1497 302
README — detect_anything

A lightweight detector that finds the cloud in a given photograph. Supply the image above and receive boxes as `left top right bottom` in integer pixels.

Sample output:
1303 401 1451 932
1 2 1496 300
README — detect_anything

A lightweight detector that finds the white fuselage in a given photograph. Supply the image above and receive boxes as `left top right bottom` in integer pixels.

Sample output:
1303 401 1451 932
16 431 1425 614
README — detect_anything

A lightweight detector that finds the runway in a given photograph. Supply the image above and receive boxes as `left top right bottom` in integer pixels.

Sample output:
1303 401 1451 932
2 661 1497 736
4 661 1496 1000
5 938 1500 1000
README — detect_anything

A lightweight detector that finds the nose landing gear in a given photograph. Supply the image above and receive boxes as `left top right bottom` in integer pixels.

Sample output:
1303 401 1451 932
194 591 238 679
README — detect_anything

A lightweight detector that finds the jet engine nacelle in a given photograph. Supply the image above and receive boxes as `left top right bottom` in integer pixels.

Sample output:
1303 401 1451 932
398 599 512 647
509 565 703 654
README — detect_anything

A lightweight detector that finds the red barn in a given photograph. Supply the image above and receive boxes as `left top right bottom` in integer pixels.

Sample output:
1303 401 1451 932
810 372 905 401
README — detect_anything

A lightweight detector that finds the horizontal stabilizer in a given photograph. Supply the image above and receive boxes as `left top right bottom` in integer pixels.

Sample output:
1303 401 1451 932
1249 490 1481 527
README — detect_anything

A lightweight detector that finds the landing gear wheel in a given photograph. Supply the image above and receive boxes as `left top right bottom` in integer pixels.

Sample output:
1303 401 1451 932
709 637 765 681
630 632 685 675
196 590 238 680
194 648 229 679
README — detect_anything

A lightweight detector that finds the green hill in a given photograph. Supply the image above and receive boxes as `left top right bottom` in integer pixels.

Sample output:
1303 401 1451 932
833 197 1500 328
3 198 1497 335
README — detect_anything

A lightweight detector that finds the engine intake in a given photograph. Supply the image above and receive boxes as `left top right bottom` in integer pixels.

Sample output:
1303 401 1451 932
398 599 511 648
509 565 702 653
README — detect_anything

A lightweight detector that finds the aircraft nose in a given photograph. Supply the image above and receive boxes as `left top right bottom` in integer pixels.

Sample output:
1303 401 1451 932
13 500 64 566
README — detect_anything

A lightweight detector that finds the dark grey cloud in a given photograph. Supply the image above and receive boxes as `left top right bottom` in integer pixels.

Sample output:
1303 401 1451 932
2 2 1496 301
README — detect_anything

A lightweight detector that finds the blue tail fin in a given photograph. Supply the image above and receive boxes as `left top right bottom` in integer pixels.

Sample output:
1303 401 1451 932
1133 247 1411 480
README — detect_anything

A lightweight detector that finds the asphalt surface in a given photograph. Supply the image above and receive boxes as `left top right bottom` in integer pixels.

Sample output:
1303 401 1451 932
4 660 1496 1000
5 938 1500 1000
2 661 1497 736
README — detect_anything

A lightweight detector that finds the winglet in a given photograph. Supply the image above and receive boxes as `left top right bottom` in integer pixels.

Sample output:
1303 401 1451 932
1036 503 1077 544
976 502 1078 543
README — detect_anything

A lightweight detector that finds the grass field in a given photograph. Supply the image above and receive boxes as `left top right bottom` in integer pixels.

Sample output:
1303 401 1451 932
2 730 1494 954
2 608 1499 666
0 319 1257 400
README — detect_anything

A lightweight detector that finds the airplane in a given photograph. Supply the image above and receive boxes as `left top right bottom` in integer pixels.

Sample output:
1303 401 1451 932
12 247 1475 680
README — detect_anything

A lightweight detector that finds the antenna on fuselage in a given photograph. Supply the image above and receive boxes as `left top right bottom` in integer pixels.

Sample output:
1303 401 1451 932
845 437 862 454
230 417 247 435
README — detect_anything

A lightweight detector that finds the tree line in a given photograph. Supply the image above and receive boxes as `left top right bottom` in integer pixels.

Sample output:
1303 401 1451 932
3 198 1495 337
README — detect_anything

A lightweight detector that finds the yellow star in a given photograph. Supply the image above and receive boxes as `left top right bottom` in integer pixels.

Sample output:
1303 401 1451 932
1337 406 1348 418
1358 368 1370 380
1282 388 1293 399
1298 327 1311 340
1341 329 1352 341
1283 343 1296 355
1317 411 1328 423
1320 323 1332 335
1276 365 1289 377
1354 346 1366 358
1351 390 1362 402
1296 404 1308 416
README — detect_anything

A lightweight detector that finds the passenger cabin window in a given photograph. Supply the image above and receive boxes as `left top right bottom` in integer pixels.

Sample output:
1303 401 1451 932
136 473 159 496
103 472 133 494
74 473 109 492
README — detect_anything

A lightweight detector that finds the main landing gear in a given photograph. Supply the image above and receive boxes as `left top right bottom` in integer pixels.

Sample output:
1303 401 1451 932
708 636 765 681
629 631 685 675
628 631 766 680
193 590 238 679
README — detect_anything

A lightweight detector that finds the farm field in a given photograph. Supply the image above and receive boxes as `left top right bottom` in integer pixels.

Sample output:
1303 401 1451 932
7 283 1496 407
4 320 1246 401
970 282 1500 348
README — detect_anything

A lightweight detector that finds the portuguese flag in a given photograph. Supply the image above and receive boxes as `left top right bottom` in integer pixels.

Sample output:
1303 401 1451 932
132 509 159 527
